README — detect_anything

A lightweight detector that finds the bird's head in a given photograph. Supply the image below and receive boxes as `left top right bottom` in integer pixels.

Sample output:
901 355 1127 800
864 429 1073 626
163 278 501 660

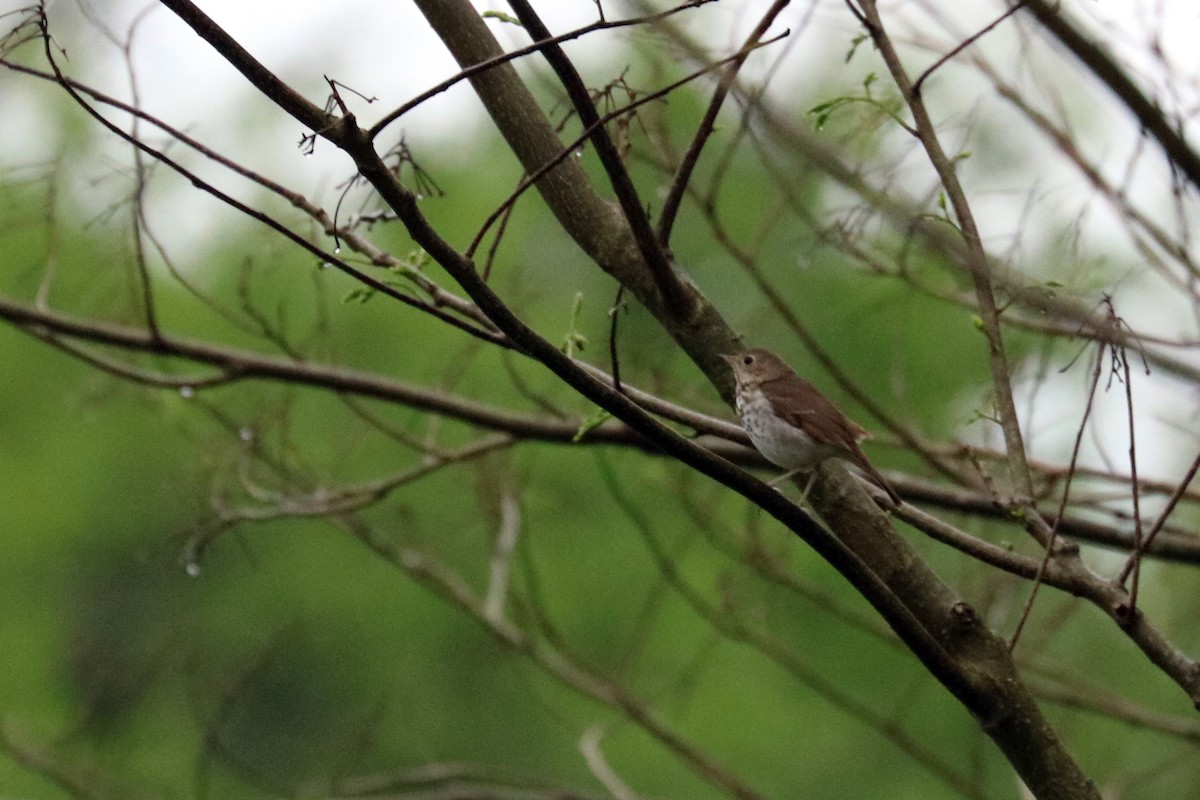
720 348 792 387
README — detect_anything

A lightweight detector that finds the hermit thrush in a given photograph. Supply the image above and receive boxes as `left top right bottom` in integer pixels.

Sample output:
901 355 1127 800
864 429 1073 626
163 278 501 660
721 349 901 506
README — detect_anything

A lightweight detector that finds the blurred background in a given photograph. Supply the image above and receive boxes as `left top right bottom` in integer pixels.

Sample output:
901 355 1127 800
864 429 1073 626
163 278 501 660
2 1 1200 798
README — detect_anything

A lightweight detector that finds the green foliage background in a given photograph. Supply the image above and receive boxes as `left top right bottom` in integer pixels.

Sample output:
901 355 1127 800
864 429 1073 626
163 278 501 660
1 6 1198 799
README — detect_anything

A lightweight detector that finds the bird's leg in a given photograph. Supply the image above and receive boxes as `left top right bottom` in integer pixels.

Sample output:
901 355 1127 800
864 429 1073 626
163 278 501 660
765 469 819 508
797 471 819 504
765 468 800 489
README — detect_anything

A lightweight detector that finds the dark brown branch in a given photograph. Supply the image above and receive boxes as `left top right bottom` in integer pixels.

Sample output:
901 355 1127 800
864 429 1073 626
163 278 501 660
467 37 785 258
0 59 493 330
656 0 790 248
0 295 745 456
505 0 693 318
155 0 331 133
367 0 714 139
1018 0 1200 194
30 28 501 349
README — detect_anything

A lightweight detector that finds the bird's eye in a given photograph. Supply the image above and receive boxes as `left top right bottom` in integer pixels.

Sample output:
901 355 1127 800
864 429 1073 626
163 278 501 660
742 355 754 366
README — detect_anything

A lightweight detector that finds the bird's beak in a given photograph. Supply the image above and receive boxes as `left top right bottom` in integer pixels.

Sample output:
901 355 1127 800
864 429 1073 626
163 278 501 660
718 354 737 366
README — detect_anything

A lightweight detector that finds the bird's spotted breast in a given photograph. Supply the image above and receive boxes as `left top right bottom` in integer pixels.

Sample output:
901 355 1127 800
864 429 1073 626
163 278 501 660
735 386 835 469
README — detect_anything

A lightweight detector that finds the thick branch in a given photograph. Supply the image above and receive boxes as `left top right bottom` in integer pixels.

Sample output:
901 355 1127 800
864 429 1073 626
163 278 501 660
505 0 693 317
410 0 740 386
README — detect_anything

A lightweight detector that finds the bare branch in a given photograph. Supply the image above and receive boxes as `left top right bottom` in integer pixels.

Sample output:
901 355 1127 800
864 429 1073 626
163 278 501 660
505 0 693 317
1018 0 1200 193
656 0 790 248
852 1 1045 543
367 0 715 140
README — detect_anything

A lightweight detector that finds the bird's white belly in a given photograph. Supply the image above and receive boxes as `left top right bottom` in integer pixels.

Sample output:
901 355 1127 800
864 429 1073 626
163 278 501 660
737 391 838 468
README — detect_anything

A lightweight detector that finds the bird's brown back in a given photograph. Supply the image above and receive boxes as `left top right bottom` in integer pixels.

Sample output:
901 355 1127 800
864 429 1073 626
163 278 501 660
759 374 869 447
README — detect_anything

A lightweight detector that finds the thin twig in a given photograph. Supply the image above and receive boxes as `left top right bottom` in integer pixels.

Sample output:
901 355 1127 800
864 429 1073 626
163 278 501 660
366 0 715 139
1121 341 1144 610
910 1 1025 97
656 0 790 247
1009 340 1102 651
1119 450 1200 584
508 0 699 317
853 0 1041 535
608 285 625 393
467 34 785 256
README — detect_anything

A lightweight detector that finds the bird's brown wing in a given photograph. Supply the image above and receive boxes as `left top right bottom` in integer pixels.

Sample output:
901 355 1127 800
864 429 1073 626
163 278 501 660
765 376 900 504
760 375 868 447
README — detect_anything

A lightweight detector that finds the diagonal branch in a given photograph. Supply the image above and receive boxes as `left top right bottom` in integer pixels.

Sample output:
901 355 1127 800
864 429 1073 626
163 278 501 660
1017 0 1200 194
657 0 790 248
367 0 714 140
0 58 493 332
505 0 693 317
409 0 742 386
851 0 1043 532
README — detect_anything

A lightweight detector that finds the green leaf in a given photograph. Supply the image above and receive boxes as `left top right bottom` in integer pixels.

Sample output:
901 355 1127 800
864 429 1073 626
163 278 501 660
845 33 868 63
481 10 522 26
808 97 851 131
561 292 588 358
343 287 378 304
573 408 613 442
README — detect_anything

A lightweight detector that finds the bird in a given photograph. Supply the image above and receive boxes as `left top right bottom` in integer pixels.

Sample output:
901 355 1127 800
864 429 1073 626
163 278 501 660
720 348 901 506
